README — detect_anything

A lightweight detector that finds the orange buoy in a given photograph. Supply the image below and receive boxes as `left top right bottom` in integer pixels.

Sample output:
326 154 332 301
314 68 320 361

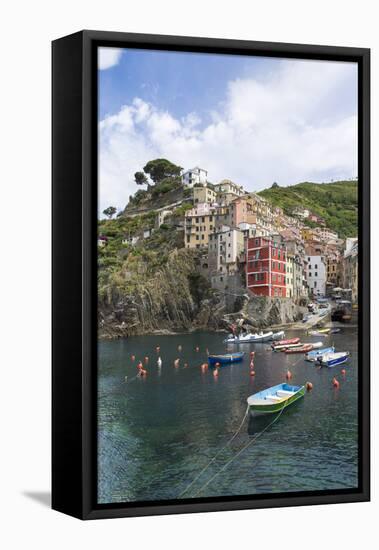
306 382 313 391
286 370 292 380
131 355 135 361
341 369 346 375
332 377 340 388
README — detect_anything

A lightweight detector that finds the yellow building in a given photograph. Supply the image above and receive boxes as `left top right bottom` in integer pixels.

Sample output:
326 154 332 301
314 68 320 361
301 227 322 242
193 185 216 205
184 204 216 249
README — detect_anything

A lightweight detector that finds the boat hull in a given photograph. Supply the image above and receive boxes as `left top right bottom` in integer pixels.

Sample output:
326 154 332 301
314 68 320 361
305 346 335 361
321 356 349 367
224 332 273 343
208 353 244 365
285 345 313 354
247 383 305 414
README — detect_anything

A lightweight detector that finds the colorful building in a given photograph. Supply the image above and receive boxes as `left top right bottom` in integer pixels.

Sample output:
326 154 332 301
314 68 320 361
193 185 216 205
214 179 245 204
230 196 257 226
184 203 216 249
246 236 287 297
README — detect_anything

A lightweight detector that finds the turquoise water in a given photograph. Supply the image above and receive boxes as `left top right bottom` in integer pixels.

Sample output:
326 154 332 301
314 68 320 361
98 329 358 504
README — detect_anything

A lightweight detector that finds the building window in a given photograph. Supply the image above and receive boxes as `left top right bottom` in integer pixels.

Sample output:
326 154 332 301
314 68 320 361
315 264 318 269
315 272 318 277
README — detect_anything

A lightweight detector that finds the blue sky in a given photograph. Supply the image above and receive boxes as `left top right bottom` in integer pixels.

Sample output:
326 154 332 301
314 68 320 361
99 49 286 124
98 47 358 215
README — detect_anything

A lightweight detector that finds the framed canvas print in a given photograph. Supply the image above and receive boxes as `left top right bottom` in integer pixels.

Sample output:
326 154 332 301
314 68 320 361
52 30 370 519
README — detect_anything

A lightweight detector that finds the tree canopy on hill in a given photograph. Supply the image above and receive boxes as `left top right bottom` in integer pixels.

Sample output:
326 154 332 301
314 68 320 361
258 180 358 238
143 158 182 184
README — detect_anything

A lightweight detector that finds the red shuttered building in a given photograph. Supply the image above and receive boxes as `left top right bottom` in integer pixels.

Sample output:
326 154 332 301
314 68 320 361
246 236 287 297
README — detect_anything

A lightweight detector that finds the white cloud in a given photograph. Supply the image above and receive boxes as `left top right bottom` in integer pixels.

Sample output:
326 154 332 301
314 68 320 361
98 47 123 70
99 59 357 214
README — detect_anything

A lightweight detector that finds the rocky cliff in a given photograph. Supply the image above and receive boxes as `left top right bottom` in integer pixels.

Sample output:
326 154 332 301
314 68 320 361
98 249 229 339
98 248 305 339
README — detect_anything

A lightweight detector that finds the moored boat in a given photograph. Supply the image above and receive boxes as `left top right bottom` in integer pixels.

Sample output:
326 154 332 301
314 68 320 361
305 346 335 361
285 344 313 354
208 352 244 365
224 331 273 343
247 383 305 414
273 342 304 352
272 337 300 350
317 351 350 367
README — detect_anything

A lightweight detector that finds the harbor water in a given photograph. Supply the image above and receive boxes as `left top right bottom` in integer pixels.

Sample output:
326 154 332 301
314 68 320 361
98 329 358 504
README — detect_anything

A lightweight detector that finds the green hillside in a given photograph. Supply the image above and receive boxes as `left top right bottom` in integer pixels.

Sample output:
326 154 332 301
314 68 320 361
258 180 358 238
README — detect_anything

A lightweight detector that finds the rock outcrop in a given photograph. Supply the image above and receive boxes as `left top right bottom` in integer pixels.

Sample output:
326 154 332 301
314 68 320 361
98 249 306 339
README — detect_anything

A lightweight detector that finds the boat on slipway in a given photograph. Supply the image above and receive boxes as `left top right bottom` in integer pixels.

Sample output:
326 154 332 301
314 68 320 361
305 346 335 362
224 331 273 344
247 383 305 414
208 352 244 366
317 351 350 368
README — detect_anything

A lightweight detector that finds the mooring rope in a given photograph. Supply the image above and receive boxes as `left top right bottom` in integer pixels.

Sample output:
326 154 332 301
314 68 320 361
178 404 250 498
190 399 290 498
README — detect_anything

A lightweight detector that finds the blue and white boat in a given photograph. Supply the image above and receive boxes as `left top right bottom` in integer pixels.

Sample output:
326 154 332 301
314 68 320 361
318 351 349 367
208 352 244 366
305 346 335 362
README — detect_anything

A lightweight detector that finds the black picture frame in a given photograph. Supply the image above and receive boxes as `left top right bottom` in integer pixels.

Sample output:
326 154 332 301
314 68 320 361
52 30 370 520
